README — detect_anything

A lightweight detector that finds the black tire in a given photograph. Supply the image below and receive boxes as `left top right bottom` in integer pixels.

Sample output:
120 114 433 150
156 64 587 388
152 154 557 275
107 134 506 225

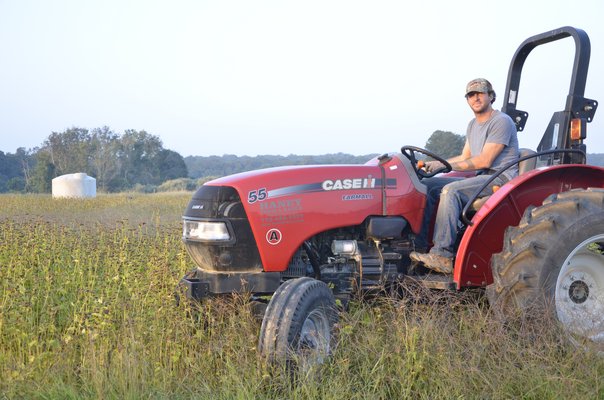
258 277 338 369
490 188 604 352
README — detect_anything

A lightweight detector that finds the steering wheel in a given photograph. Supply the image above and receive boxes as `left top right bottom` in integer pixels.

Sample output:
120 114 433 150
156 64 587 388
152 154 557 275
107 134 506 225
401 145 452 180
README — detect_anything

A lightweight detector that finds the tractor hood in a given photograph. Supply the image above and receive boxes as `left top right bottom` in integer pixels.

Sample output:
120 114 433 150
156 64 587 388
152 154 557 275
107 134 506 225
211 162 382 200
183 154 426 272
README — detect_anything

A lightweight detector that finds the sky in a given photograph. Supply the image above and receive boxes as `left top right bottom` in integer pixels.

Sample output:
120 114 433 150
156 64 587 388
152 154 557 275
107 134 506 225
1 0 603 157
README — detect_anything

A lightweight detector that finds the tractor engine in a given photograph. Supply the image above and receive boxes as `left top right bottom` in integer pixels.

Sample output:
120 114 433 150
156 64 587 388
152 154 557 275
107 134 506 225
280 226 415 298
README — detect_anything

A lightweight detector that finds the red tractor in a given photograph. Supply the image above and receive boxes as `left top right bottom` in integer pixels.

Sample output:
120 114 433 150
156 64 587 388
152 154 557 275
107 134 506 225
179 26 601 364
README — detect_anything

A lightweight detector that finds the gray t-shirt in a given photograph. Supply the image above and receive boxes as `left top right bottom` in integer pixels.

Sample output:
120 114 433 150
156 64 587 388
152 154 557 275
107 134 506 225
466 110 519 179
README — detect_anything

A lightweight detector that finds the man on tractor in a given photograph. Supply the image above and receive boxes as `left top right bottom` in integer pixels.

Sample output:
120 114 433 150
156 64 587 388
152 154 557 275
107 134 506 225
410 78 520 273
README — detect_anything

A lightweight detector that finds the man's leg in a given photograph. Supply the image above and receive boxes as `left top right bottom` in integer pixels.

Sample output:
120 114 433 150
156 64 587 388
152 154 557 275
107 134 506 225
414 176 460 250
411 175 505 273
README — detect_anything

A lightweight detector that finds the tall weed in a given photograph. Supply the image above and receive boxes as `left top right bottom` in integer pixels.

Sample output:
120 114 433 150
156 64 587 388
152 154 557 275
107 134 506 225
0 193 602 399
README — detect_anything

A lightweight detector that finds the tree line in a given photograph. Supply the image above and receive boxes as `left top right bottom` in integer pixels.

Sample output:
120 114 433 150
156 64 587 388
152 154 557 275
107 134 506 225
0 127 187 193
184 130 466 179
2 129 603 193
184 130 604 179
185 153 377 179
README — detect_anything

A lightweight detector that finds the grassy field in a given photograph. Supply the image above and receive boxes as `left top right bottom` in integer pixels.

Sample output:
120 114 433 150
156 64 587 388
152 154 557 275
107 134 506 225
1 193 603 399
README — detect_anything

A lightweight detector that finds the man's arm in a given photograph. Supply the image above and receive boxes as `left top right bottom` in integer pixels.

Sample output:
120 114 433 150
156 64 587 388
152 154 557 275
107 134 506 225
424 142 471 172
446 141 471 165
449 142 505 171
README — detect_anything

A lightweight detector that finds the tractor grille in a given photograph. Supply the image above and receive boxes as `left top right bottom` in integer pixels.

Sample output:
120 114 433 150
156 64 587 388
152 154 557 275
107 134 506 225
183 185 263 273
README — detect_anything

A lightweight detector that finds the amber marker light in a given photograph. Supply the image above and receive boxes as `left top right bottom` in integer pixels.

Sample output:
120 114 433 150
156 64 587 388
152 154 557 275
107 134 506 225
570 118 584 140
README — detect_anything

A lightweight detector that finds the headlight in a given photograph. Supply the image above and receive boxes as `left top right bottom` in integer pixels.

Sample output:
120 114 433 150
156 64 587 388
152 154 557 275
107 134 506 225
183 220 231 241
331 240 359 256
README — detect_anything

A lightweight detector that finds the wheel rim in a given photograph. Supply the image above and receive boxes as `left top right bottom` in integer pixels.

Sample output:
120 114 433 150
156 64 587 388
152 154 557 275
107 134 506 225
297 308 332 365
555 234 604 349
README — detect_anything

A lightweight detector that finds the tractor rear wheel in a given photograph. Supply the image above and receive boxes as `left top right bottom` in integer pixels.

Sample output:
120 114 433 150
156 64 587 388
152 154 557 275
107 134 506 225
258 277 339 370
490 188 604 352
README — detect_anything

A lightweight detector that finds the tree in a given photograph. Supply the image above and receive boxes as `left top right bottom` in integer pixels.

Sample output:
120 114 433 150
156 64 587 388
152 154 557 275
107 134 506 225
89 127 121 191
0 148 34 193
15 148 34 190
44 127 91 175
28 151 55 193
119 130 163 186
156 149 188 182
424 130 465 159
6 177 25 192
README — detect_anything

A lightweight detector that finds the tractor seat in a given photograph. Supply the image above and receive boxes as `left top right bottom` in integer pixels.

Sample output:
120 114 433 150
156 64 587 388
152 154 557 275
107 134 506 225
468 148 537 212
517 148 537 174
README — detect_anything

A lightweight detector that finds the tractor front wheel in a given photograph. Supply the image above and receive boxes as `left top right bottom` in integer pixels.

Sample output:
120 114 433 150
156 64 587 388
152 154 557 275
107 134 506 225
490 188 604 353
258 277 339 370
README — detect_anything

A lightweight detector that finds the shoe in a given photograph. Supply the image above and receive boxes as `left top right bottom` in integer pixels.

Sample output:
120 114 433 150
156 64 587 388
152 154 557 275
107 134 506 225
409 251 453 274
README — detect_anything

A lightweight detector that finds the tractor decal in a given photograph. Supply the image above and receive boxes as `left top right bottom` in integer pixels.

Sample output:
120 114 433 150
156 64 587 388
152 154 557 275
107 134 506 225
266 178 395 200
342 193 374 201
265 228 282 245
259 198 305 226
322 177 376 191
266 182 324 199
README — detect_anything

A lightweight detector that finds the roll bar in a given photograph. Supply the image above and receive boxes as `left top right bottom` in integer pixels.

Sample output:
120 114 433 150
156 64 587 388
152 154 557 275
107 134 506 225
501 26 595 133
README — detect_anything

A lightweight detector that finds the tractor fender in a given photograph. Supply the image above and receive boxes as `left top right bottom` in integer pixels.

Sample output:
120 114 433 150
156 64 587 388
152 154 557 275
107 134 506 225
454 164 604 289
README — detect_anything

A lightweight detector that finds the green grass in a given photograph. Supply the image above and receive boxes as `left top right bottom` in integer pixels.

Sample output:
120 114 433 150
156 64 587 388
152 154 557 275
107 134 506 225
1 193 603 399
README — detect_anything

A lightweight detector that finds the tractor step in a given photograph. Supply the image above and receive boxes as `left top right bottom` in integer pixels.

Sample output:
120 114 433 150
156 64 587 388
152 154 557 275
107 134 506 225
404 273 455 290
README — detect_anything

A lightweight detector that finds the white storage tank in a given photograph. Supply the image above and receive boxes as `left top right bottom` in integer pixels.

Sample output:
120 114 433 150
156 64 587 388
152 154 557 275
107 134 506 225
52 173 97 198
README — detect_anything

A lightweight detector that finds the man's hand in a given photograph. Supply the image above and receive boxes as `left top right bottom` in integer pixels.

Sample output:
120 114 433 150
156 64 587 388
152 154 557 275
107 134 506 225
424 160 445 173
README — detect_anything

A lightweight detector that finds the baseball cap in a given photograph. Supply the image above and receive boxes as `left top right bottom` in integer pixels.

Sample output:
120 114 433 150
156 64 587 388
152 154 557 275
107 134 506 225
465 78 493 96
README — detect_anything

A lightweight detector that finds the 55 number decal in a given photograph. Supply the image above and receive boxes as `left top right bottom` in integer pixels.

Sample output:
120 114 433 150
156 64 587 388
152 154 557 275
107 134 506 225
248 188 267 204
